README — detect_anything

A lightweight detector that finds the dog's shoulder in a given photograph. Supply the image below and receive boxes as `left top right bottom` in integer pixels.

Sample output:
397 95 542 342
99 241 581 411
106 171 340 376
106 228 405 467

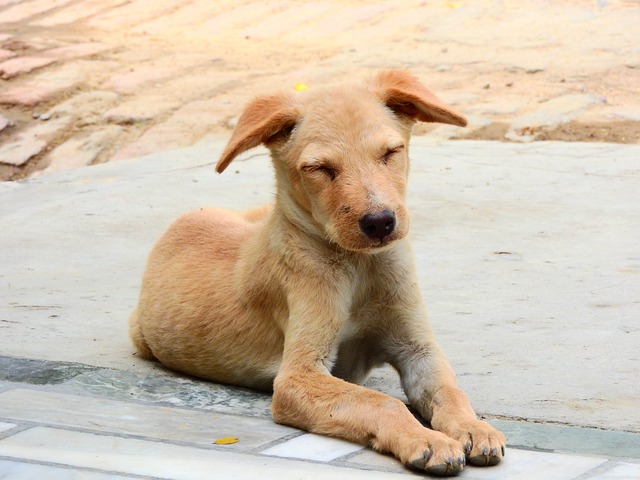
156 207 259 255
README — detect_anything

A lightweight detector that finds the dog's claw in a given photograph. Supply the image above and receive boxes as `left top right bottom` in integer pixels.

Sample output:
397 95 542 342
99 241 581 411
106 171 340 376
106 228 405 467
410 449 431 471
430 457 465 477
410 451 465 477
464 442 472 455
468 446 502 467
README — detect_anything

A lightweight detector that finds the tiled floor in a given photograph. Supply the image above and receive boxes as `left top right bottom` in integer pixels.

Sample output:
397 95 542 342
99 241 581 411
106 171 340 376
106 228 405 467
1 383 639 480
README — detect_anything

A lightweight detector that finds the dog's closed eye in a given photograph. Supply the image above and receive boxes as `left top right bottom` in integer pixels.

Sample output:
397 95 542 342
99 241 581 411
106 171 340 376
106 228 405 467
302 162 337 181
381 145 405 165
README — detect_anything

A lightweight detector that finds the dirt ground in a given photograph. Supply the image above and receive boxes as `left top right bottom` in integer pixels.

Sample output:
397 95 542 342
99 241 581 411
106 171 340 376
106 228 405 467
461 121 640 143
0 1 639 180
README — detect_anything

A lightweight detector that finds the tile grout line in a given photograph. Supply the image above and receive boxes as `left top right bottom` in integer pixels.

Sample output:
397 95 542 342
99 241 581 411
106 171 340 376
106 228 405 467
571 459 625 480
329 448 408 475
0 423 29 441
249 430 307 455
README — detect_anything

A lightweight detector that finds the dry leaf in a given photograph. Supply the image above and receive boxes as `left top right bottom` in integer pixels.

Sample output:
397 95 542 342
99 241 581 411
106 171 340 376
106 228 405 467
213 436 238 445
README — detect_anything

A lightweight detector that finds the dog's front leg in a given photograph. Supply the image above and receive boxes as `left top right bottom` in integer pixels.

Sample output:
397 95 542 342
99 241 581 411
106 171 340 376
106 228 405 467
390 314 506 467
271 293 467 476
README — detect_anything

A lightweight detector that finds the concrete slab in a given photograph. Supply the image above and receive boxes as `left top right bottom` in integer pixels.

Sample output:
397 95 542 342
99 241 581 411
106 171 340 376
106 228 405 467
1 138 638 435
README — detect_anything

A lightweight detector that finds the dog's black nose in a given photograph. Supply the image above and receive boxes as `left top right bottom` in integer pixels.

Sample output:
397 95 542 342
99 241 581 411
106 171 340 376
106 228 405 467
359 210 396 241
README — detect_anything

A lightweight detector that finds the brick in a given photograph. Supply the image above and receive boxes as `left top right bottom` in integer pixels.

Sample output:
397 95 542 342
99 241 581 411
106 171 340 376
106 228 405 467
131 1 229 35
102 54 209 94
0 83 66 107
0 114 12 132
41 126 123 174
0 117 70 166
0 49 15 61
103 65 174 94
0 80 75 107
31 0 124 27
0 0 72 23
0 138 48 166
44 43 112 60
287 4 393 42
103 94 180 124
0 63 91 106
87 0 178 31
0 56 57 79
239 3 333 40
194 2 287 36
47 90 120 125
110 97 228 161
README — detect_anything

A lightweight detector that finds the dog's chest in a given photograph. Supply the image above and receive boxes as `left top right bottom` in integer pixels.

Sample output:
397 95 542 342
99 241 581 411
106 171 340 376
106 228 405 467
318 244 416 375
322 317 359 373
320 286 376 375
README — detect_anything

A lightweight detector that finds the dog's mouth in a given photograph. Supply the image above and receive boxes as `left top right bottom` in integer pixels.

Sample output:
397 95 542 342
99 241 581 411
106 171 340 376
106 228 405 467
325 208 407 253
336 230 404 253
364 233 402 251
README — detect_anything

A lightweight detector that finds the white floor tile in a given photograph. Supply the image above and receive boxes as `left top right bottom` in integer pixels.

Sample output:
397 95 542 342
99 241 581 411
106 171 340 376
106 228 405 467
0 459 134 479
0 422 17 433
596 462 640 479
458 448 607 480
261 433 364 461
0 426 414 480
347 448 407 472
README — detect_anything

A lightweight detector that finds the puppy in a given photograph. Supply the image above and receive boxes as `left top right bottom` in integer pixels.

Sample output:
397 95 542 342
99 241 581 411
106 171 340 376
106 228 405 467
129 70 505 476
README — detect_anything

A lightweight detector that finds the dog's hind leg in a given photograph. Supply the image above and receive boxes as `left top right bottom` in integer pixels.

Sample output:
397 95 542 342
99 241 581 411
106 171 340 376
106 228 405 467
128 308 156 360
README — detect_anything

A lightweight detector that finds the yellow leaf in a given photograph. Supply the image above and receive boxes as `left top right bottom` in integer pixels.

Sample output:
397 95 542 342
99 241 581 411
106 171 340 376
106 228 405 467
213 436 238 445
294 83 309 92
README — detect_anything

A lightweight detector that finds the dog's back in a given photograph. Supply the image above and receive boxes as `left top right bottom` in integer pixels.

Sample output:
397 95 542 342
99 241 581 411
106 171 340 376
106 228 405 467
130 207 285 390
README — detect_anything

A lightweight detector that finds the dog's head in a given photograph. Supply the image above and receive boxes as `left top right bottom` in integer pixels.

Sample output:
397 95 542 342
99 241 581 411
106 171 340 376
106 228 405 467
216 70 466 253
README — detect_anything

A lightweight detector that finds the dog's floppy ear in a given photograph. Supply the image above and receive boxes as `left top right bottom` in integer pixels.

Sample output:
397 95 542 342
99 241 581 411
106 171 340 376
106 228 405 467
375 70 467 127
216 93 299 173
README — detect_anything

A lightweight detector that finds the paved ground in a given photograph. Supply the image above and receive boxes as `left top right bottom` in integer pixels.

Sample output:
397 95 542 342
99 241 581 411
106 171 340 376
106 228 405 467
1 1 639 477
1 137 639 478
1 0 640 180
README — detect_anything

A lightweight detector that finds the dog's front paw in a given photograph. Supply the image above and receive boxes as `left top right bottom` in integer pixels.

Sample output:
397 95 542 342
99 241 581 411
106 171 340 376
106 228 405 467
450 419 505 467
406 433 466 476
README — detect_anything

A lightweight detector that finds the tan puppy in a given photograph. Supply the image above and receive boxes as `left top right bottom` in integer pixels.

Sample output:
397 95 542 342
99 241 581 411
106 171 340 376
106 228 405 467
130 70 505 476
